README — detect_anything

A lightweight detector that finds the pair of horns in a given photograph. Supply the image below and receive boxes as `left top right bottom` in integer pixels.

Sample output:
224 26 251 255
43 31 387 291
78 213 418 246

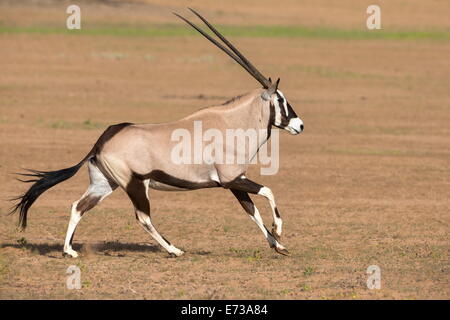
174 8 278 90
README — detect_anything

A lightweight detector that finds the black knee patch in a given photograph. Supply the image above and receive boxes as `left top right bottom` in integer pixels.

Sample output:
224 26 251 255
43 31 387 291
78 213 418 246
76 195 101 213
230 189 255 215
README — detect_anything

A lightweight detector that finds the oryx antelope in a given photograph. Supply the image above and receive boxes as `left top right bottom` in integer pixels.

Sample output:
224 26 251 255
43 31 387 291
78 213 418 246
10 9 304 258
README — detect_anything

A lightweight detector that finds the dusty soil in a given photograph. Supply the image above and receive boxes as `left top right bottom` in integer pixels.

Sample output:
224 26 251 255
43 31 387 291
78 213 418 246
0 1 448 299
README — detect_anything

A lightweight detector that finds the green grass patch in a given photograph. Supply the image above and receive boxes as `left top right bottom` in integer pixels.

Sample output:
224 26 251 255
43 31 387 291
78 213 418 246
229 247 263 261
299 283 313 292
280 288 293 295
1 24 449 40
289 65 382 79
303 266 315 276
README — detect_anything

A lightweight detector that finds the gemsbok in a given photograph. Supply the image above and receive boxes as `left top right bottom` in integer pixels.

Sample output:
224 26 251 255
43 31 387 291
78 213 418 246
10 9 304 258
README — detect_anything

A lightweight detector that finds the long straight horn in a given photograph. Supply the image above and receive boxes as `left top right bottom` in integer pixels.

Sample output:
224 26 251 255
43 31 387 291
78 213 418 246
188 8 272 88
173 10 271 88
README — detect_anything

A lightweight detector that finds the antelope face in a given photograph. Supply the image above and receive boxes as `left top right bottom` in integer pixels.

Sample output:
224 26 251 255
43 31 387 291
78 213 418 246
271 90 304 135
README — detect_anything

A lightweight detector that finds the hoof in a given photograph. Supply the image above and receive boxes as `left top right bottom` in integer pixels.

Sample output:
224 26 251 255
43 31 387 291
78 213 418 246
62 252 78 258
168 250 185 258
274 246 290 256
62 250 79 258
168 253 182 258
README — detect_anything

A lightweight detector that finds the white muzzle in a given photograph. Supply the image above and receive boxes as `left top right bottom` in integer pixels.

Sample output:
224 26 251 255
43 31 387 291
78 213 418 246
286 117 304 134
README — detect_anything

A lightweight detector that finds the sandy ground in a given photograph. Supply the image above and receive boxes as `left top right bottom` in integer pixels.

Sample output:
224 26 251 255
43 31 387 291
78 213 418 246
0 1 449 299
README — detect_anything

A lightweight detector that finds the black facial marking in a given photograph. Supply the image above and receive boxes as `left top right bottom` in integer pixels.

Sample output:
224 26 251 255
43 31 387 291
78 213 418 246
277 97 286 118
277 94 290 123
270 91 298 129
267 99 275 139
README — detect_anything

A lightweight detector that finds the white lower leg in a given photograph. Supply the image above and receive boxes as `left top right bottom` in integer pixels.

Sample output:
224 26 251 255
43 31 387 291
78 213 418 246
63 201 82 258
251 207 285 251
258 187 283 237
62 162 115 258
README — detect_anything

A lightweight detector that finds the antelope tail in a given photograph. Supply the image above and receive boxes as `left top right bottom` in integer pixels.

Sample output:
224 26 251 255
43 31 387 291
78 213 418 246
8 122 132 231
8 150 94 231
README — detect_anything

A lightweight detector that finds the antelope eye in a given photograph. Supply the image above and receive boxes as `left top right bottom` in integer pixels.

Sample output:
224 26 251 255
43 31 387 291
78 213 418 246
278 98 284 103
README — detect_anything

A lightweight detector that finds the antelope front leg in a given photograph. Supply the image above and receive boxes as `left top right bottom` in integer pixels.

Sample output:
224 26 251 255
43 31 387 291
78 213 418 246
226 176 284 239
229 186 289 256
257 186 283 240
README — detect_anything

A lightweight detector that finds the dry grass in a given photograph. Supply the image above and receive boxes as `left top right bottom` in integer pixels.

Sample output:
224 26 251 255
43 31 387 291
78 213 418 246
0 0 449 299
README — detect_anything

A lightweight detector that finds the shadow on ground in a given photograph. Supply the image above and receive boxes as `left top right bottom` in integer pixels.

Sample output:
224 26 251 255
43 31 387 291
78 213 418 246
0 241 161 256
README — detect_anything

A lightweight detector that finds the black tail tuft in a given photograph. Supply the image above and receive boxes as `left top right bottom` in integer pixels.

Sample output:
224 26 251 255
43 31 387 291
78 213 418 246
9 163 85 231
8 122 130 230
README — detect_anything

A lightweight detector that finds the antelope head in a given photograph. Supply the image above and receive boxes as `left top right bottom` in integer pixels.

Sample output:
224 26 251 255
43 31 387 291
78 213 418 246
262 78 303 135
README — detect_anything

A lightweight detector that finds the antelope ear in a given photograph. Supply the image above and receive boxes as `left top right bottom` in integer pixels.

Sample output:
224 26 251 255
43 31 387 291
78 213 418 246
261 78 280 100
